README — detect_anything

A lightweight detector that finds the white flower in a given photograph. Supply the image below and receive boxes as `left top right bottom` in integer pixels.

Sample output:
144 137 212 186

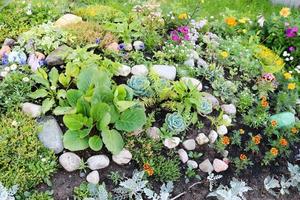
285 58 290 61
10 64 17 71
11 120 18 127
50 86 57 91
283 51 288 57
257 15 265 27
4 67 10 72
290 56 294 60
0 71 8 77
22 77 30 82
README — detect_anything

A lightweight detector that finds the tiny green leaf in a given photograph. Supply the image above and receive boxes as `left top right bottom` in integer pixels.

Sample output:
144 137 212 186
89 135 103 151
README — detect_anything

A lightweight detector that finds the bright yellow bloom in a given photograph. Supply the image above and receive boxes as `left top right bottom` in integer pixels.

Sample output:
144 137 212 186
270 147 278 156
242 29 247 33
288 83 296 90
280 7 291 17
225 17 237 27
220 51 229 58
178 13 188 20
239 17 249 24
284 72 292 79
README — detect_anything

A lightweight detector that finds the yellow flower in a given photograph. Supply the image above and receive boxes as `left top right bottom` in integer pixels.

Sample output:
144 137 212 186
225 17 237 27
239 17 248 24
178 13 188 20
288 83 296 90
284 72 292 79
242 29 247 33
270 147 278 156
220 51 229 58
280 7 291 17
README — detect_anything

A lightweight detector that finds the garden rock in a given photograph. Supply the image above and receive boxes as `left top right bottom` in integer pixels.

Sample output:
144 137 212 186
182 139 196 151
202 92 219 108
112 149 132 165
59 152 81 172
0 45 11 58
54 14 82 28
270 112 295 128
3 38 15 47
133 41 145 51
131 64 148 76
222 150 229 158
196 133 209 145
197 58 209 68
217 125 228 136
187 160 198 169
45 45 73 66
116 64 131 77
152 65 176 80
106 42 119 52
22 102 42 118
87 155 110 170
38 116 64 154
213 158 228 173
222 114 232 125
178 149 188 163
181 77 202 91
184 58 195 67
199 159 213 173
208 130 218 144
86 171 100 184
221 104 237 115
163 137 180 149
146 127 160 140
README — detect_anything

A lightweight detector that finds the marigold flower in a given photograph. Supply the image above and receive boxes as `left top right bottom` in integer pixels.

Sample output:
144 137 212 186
271 120 277 127
280 138 288 146
288 83 296 90
261 100 269 108
291 127 298 134
143 163 154 176
178 13 188 20
239 129 245 134
221 136 230 145
280 7 291 18
225 17 237 27
252 135 261 145
284 72 292 79
240 154 247 160
220 51 229 58
270 147 278 156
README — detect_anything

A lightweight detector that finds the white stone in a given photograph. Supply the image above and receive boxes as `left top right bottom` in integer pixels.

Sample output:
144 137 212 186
196 58 208 68
54 14 82 28
22 102 42 118
187 160 198 169
213 158 228 173
208 130 218 144
199 159 213 173
163 137 180 149
116 65 131 77
59 152 81 172
182 139 196 151
202 92 219 108
152 65 176 80
86 171 100 184
222 114 232 125
131 65 148 76
221 104 236 115
181 77 202 91
184 59 195 67
196 133 209 145
222 150 229 158
87 155 110 170
178 149 188 163
217 125 228 136
146 127 160 140
133 41 145 50
112 149 132 165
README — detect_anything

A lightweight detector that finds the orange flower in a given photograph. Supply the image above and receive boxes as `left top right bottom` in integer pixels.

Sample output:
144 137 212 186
280 7 291 17
143 163 154 176
261 100 269 108
261 96 267 101
239 129 245 134
270 147 278 156
240 154 247 160
271 120 277 127
280 138 288 146
291 127 298 134
221 136 230 145
225 17 237 27
252 135 261 145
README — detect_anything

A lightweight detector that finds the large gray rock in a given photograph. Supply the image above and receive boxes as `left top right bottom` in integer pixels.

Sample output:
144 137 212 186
146 127 161 140
187 160 198 169
112 149 132 165
202 92 219 108
221 104 236 115
54 14 82 28
59 152 81 172
116 65 131 77
87 155 110 170
152 65 176 80
199 159 213 173
131 65 148 76
3 38 16 47
182 139 196 151
213 158 228 173
22 102 42 118
163 137 180 149
45 45 73 66
196 133 209 145
38 116 64 154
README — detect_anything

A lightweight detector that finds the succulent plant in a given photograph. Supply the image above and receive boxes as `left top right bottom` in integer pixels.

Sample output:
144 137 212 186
165 112 186 133
127 75 152 97
198 99 213 115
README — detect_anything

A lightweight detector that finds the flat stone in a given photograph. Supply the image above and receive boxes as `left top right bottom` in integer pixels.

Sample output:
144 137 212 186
217 125 228 136
86 171 100 184
182 139 196 151
54 14 82 28
178 149 188 163
22 102 42 118
181 77 202 91
112 149 132 165
202 92 219 108
187 160 198 169
146 127 160 140
199 159 213 173
184 58 195 67
163 137 180 149
152 65 176 80
59 152 81 172
196 133 209 145
45 45 73 66
208 130 218 144
221 104 236 115
106 42 119 52
38 116 64 154
116 64 131 77
131 65 148 76
213 158 228 173
87 155 110 170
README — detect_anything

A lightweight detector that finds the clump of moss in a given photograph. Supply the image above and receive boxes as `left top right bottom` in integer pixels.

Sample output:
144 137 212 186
0 110 57 193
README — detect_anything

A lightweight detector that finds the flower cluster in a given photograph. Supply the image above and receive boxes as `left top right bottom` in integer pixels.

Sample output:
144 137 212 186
170 26 190 43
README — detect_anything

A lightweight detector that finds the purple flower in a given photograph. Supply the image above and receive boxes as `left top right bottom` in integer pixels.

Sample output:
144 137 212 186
183 34 190 41
1 53 9 65
288 46 296 52
118 43 126 50
177 26 189 35
95 38 101 44
285 26 298 38
171 31 181 42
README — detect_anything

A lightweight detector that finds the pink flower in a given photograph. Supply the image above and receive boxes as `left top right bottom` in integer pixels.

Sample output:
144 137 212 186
171 31 180 42
177 26 189 34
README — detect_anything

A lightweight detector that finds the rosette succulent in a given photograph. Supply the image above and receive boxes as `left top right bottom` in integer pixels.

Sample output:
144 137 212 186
198 99 213 115
165 112 186 133
127 75 152 97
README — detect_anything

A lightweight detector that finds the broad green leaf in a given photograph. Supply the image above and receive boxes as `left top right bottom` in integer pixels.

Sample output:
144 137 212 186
29 89 48 99
59 73 71 87
67 89 83 107
76 97 91 117
53 106 75 115
89 135 103 151
90 102 110 122
101 129 124 155
77 66 98 91
115 101 137 112
114 85 127 101
109 104 120 123
31 74 49 88
57 89 67 99
42 98 55 114
63 130 89 151
63 114 84 130
66 63 80 77
79 128 92 139
115 107 146 132
97 112 111 131
49 67 59 87
37 68 48 80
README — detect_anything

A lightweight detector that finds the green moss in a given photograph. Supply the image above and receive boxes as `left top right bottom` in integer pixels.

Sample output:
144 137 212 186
0 110 57 193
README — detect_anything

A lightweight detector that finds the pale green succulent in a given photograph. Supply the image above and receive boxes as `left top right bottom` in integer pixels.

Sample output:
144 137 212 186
127 75 152 97
198 99 213 115
165 112 186 133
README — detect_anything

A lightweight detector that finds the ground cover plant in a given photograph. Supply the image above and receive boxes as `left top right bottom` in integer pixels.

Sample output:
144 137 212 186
0 0 299 199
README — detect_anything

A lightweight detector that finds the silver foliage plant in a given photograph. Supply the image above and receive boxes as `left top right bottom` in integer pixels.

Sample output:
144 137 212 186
0 182 18 200
113 171 173 200
264 162 300 197
84 183 112 200
207 178 252 200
